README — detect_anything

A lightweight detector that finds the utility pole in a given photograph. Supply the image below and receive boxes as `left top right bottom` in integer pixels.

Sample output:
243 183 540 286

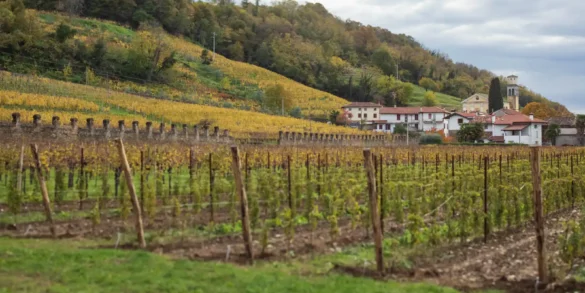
406 115 409 146
396 64 399 81
212 32 216 61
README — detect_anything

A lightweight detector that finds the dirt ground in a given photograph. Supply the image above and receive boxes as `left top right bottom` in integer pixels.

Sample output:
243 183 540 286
3 205 585 293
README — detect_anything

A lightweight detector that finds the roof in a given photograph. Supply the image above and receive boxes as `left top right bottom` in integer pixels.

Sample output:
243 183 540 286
380 106 448 114
502 125 529 131
494 109 523 116
342 102 382 108
488 136 505 143
548 116 576 127
474 111 547 125
446 112 479 119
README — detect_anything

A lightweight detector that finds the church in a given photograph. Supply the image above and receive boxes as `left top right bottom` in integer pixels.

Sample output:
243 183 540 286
461 75 520 114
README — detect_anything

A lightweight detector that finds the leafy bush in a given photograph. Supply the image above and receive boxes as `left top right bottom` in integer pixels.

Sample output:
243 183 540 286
419 134 443 145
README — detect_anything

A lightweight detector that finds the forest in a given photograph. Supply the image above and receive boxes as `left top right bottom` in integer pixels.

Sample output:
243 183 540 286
1 0 572 116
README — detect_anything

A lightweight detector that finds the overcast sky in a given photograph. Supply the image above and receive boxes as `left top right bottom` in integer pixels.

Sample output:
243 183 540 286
296 0 585 114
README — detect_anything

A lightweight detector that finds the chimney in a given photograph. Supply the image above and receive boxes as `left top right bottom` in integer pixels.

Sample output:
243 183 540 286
491 116 495 124
529 113 534 121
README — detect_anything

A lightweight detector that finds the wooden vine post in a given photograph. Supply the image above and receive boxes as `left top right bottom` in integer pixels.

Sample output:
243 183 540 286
30 144 56 238
483 155 489 243
115 139 146 249
287 155 292 212
17 145 24 196
530 146 547 284
363 149 384 274
230 146 254 262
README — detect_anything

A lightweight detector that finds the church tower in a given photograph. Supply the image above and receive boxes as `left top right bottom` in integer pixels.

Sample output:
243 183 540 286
506 75 520 111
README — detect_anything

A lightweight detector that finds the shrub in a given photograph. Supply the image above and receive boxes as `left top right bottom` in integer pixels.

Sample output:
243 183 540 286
419 134 443 145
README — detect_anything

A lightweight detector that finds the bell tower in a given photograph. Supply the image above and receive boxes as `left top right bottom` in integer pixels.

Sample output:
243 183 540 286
506 75 520 111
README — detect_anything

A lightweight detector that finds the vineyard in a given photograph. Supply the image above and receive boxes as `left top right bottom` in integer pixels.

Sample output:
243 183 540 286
0 72 360 138
1 138 585 291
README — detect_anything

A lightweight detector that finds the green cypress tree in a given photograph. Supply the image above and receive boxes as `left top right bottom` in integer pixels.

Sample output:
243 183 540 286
488 77 503 112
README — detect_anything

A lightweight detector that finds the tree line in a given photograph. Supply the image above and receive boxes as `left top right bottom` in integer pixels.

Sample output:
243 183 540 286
3 0 573 114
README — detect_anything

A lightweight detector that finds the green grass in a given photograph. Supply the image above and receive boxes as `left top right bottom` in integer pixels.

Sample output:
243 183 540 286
409 86 462 109
0 237 461 293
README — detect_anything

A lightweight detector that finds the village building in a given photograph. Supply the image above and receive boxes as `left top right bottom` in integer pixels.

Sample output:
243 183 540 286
546 117 579 146
461 75 520 114
374 106 448 133
473 109 547 145
340 102 382 129
444 112 482 136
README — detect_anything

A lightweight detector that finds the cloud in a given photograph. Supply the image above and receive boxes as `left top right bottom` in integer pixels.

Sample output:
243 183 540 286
298 0 585 113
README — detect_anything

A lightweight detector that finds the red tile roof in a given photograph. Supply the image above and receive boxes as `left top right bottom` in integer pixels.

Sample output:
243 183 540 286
342 102 382 108
473 113 547 125
380 106 447 114
502 125 529 131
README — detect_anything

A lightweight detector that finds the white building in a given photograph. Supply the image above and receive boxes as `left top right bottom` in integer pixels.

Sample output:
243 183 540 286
374 106 448 133
470 109 546 145
444 112 481 136
341 102 382 129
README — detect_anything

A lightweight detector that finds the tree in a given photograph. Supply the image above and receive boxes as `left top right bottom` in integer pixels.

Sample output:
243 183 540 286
422 91 437 106
576 115 585 146
335 111 351 126
54 23 77 43
201 49 212 65
329 110 340 124
419 77 438 92
289 106 302 118
545 123 561 146
457 123 484 143
228 41 244 61
521 102 557 119
393 124 407 134
371 45 396 76
264 84 291 114
488 77 503 113
375 75 412 106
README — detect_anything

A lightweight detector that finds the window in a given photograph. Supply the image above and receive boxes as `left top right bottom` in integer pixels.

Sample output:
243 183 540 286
359 108 362 111
358 113 361 118
428 113 432 119
476 96 479 100
458 118 464 124
414 114 419 120
534 125 537 129
484 124 489 129
385 124 390 130
374 108 378 112
373 114 377 119
364 114 368 119
397 114 401 120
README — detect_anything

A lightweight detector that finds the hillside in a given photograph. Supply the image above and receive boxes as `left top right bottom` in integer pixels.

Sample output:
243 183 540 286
0 71 359 138
16 0 569 115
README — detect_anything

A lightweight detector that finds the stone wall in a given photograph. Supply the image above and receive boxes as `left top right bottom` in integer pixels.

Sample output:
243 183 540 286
0 113 410 146
0 113 231 143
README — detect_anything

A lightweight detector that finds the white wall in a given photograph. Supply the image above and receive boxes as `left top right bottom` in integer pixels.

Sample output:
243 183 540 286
344 106 380 122
446 115 470 132
503 123 543 145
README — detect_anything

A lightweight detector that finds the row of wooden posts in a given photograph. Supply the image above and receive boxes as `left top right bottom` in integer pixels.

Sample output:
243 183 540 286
28 143 549 283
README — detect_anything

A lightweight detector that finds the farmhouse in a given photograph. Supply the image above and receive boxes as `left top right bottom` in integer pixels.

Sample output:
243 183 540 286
474 109 547 145
341 102 382 129
444 112 482 136
373 106 448 133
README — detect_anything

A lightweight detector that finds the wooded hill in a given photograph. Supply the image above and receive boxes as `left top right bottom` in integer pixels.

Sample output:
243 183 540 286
2 0 572 118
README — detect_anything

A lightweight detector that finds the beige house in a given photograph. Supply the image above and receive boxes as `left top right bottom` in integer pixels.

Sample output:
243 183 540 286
461 75 521 113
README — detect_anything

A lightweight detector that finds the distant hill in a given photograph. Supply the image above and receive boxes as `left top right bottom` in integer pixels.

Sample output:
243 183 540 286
2 0 571 118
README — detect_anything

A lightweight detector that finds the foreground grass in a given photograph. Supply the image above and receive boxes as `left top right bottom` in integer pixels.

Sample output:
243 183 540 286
0 238 460 293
